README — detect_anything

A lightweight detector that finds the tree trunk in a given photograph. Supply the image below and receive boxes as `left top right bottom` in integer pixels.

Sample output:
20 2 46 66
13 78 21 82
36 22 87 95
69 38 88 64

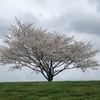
47 74 53 82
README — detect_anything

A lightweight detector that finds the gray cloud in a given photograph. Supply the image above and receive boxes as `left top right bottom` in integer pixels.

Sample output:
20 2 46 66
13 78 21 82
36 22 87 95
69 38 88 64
0 18 10 38
88 0 100 12
0 0 100 36
29 0 100 36
39 12 100 36
69 13 100 35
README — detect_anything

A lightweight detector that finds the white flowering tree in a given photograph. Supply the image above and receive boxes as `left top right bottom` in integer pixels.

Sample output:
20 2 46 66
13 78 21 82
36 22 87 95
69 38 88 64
0 19 99 82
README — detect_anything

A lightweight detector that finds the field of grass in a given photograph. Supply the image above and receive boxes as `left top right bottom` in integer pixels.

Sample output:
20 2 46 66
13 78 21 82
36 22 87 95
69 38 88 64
0 81 100 100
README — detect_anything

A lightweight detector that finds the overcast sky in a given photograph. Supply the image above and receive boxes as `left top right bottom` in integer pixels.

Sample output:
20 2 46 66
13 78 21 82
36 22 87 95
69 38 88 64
0 0 100 82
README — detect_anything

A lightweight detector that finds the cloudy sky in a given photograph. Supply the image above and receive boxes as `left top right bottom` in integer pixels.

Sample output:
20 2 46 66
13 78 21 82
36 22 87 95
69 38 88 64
0 0 100 82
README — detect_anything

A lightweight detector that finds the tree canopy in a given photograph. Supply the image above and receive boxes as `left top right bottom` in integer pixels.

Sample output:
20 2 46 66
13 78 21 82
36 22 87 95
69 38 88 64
0 19 99 81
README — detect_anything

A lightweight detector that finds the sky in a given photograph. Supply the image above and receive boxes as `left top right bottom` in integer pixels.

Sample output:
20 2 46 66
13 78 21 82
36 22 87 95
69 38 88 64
0 0 100 82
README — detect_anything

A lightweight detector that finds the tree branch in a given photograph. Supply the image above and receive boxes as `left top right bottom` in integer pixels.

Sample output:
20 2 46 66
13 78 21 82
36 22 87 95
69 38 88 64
53 61 73 77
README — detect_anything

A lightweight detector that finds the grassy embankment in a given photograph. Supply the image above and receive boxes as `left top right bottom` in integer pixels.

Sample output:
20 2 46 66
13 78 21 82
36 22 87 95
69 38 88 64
0 81 100 100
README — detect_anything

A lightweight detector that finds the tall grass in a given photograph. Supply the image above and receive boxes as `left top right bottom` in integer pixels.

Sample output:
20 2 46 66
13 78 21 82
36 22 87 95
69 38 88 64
0 81 100 100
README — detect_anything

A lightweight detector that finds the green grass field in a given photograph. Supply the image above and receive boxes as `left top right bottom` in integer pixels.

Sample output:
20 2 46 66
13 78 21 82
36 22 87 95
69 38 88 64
0 81 100 100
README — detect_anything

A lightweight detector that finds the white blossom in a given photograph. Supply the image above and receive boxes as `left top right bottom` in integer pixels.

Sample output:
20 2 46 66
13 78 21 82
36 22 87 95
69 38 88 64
0 19 99 81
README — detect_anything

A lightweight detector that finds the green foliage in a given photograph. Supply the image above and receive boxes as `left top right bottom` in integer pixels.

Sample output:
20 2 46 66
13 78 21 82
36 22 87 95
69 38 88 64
0 81 100 100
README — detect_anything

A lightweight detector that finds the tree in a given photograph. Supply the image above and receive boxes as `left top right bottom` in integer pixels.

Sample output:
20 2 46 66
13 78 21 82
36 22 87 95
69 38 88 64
0 19 99 82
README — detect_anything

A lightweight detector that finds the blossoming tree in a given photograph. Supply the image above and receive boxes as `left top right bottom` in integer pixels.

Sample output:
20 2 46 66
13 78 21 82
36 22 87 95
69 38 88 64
0 19 99 81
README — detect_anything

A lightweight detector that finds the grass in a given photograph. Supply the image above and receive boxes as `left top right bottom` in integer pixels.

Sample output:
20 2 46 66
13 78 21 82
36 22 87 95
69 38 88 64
0 81 100 100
